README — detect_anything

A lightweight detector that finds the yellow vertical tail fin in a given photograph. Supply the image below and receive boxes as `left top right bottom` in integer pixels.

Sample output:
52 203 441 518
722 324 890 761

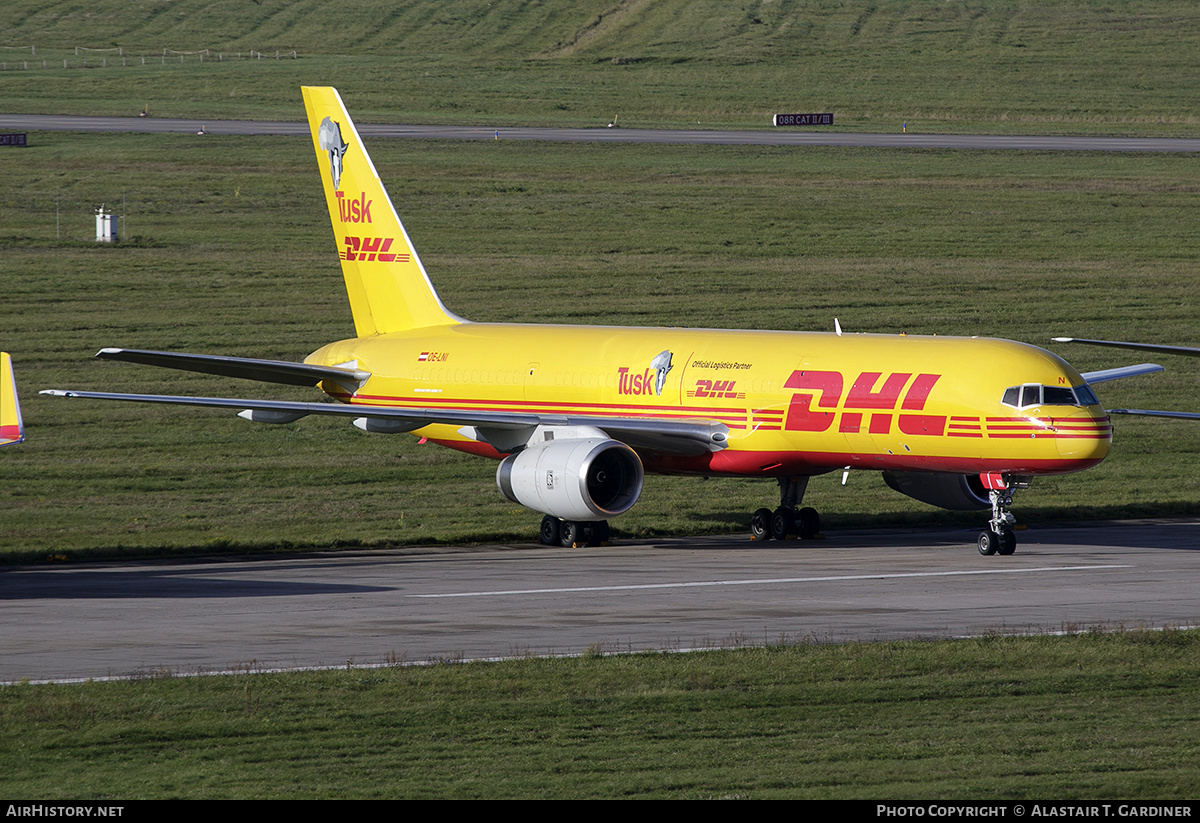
301 86 462 336
1 352 25 447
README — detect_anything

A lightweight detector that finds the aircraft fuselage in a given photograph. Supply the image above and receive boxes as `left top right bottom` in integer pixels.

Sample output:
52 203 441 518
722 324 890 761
308 324 1111 478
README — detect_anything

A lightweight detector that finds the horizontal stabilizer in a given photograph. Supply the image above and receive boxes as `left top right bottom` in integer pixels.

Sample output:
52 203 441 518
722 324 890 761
1053 337 1200 357
40 390 729 456
96 348 369 391
1080 363 1163 384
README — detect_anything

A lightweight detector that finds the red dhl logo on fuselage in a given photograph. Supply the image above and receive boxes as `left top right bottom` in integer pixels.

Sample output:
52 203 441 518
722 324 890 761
335 191 373 223
783 370 942 434
772 370 1109 439
688 379 744 400
341 236 410 263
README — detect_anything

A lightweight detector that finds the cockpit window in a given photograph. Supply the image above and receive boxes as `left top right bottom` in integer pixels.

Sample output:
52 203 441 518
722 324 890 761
1001 383 1099 410
1042 386 1076 406
1075 384 1099 406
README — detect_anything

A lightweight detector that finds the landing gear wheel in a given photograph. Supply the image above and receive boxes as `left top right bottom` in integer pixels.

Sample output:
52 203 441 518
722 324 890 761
750 508 772 541
977 530 999 556
978 475 1029 555
539 515 561 546
558 520 607 547
771 507 794 541
796 506 821 539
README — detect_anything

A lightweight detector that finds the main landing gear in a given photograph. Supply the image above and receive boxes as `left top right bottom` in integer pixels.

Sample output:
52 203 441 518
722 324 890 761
750 476 822 541
539 515 610 548
976 475 1030 556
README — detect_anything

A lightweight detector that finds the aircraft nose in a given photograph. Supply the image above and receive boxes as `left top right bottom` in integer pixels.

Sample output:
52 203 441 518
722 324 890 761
1054 410 1111 466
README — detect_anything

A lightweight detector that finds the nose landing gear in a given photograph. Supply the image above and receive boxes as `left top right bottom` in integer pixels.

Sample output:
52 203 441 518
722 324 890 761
977 475 1030 556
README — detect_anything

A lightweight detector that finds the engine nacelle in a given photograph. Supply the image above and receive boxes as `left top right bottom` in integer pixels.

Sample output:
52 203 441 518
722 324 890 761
882 470 991 511
497 438 644 521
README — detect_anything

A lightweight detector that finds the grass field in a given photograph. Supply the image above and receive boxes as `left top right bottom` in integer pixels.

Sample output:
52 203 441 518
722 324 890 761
2 1 1200 134
3 631 1199 799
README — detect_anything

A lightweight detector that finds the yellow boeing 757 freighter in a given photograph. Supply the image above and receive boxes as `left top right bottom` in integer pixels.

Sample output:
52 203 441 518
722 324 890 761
45 87 1169 555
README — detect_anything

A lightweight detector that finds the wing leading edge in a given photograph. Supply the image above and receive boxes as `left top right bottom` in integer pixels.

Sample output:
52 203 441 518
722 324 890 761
39 388 730 457
1107 408 1200 420
1079 363 1164 384
1052 337 1200 358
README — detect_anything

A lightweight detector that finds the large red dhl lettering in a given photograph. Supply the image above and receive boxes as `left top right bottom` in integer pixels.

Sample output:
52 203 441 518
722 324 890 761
784 370 944 435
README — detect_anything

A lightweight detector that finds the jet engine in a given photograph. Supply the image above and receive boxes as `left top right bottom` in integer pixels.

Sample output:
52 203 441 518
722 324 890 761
882 470 991 511
497 437 644 521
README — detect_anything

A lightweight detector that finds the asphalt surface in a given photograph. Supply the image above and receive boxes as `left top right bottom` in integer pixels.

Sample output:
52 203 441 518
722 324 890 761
4 519 1198 683
2 113 1199 151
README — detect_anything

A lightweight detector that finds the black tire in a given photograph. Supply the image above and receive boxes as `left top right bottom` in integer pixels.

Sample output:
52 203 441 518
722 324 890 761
998 529 1017 556
594 520 610 544
560 520 579 548
977 530 998 556
796 506 821 539
771 507 794 541
539 515 561 546
750 508 772 541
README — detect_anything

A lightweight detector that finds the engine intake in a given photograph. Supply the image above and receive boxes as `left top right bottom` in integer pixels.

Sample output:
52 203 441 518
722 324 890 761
497 438 644 521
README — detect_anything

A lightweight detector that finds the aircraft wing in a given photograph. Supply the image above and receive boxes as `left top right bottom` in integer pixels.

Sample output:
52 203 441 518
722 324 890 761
1079 363 1164 384
1053 337 1200 357
1 352 24 447
38 389 729 456
1108 408 1200 420
1056 340 1200 418
94 348 370 392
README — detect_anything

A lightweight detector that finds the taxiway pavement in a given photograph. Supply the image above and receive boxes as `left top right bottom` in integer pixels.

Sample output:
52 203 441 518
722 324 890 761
3 519 1197 683
2 113 1198 152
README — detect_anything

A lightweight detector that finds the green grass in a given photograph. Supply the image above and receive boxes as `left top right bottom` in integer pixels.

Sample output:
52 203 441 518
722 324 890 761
3 631 1200 798
3 130 1200 561
1 0 1199 134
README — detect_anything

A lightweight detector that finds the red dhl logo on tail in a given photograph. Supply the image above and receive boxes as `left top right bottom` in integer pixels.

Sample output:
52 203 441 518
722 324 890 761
341 236 410 263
